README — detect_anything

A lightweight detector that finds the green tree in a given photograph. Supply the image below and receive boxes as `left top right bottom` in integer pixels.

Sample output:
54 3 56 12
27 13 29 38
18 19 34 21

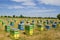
57 14 60 20
19 14 24 18
1 16 3 17
13 15 15 18
4 16 7 17
8 16 12 18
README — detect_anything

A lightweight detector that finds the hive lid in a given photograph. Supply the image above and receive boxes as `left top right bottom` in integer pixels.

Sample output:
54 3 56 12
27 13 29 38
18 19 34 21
11 28 19 31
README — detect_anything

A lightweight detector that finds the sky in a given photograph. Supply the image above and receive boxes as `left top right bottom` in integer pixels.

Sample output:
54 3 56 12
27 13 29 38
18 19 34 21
0 0 60 17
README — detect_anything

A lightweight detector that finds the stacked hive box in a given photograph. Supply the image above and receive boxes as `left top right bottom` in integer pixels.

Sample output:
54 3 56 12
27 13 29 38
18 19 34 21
37 20 44 31
57 22 60 27
43 21 47 26
50 20 53 24
37 24 44 31
45 25 50 30
50 20 54 26
31 20 34 28
0 20 2 27
46 20 49 24
10 22 14 26
0 20 2 22
5 25 10 32
52 23 57 28
31 20 34 25
2 22 6 26
10 28 20 39
25 24 34 35
18 24 24 30
18 21 24 30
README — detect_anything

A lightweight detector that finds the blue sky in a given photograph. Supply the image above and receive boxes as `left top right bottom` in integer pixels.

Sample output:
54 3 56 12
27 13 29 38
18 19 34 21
0 0 60 17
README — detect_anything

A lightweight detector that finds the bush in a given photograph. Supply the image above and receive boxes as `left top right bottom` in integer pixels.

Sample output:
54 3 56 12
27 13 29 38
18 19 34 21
57 14 60 20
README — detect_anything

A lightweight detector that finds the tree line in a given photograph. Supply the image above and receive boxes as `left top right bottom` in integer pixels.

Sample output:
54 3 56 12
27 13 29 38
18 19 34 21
0 14 60 20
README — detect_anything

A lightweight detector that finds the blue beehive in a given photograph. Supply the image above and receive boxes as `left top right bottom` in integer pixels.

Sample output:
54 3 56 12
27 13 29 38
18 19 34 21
45 25 50 30
32 20 34 23
18 24 24 30
10 22 14 26
54 22 57 24
52 24 57 28
20 20 24 24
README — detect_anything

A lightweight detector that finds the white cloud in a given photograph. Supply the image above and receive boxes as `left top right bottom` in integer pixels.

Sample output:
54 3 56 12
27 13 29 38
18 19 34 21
11 0 28 2
21 9 57 17
38 0 60 6
8 6 24 9
11 0 36 6
26 9 56 13
22 2 36 6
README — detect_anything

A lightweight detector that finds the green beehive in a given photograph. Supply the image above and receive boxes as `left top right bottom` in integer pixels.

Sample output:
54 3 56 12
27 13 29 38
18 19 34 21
50 20 53 24
10 28 20 39
0 20 2 26
25 24 34 35
37 24 44 31
5 25 10 32
43 21 47 26
0 20 2 22
30 22 34 29
2 22 6 26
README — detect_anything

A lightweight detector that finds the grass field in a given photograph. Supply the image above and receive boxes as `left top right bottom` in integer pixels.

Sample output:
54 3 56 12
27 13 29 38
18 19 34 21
0 18 60 40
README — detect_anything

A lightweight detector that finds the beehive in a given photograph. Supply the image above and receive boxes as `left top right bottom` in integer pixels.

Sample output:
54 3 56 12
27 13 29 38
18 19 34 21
31 20 34 25
26 21 30 25
25 24 34 35
43 21 47 26
30 20 34 28
2 22 6 26
50 20 53 23
5 25 10 32
20 20 24 25
45 25 50 30
37 24 44 31
52 24 57 28
54 22 57 24
46 20 50 24
0 20 2 26
18 24 24 30
0 20 2 22
10 28 20 39
57 22 60 27
10 22 14 26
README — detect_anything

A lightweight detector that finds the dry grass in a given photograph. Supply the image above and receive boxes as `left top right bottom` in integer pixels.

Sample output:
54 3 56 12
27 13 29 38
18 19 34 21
0 18 60 40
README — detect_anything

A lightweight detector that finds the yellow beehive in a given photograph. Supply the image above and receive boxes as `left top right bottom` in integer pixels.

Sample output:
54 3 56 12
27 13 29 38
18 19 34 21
57 24 60 27
14 34 20 39
25 25 34 35
37 24 44 31
29 30 33 35
10 28 20 39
